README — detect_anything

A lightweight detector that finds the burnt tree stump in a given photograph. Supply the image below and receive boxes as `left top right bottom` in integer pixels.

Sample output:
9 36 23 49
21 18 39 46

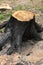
0 4 12 11
0 10 43 55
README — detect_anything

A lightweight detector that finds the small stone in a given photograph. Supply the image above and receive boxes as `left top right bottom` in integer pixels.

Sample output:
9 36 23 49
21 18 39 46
41 11 43 13
16 63 24 65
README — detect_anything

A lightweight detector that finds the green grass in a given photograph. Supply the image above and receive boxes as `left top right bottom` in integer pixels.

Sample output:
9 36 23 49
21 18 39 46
0 14 4 20
0 29 3 32
30 0 33 1
13 0 17 1
6 13 11 17
24 5 30 10
15 4 24 10
14 4 30 11
39 6 43 11
41 0 43 2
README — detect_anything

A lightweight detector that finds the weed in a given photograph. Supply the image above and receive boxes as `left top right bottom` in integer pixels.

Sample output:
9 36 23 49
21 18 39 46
0 29 3 32
39 6 43 11
0 14 4 20
30 0 33 1
25 5 30 10
41 0 43 2
15 4 23 10
6 13 11 16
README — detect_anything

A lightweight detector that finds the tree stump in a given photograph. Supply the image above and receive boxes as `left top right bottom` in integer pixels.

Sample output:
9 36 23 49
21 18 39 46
0 4 12 11
0 10 42 55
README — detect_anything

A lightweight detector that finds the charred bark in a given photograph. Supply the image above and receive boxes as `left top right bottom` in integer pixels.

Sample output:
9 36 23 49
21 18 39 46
0 21 9 29
0 31 11 50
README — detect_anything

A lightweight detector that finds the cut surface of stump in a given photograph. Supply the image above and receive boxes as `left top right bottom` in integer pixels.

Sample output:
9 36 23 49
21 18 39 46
0 4 12 10
12 10 35 22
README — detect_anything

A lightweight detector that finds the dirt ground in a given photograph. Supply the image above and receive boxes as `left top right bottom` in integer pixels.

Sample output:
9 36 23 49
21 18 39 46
0 0 43 65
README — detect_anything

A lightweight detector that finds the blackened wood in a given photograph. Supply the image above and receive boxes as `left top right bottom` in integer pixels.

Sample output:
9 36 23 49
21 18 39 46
0 31 11 49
